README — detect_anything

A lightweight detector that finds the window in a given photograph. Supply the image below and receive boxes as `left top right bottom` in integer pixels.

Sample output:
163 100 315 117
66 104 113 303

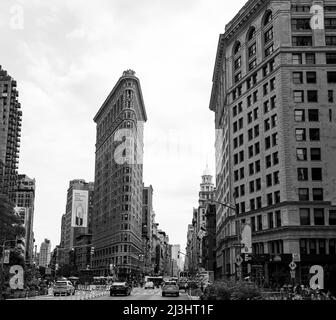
300 239 308 254
307 90 318 102
234 57 241 70
234 154 238 165
298 188 309 201
255 142 260 154
239 150 244 162
264 10 272 25
328 90 334 103
314 209 325 225
249 59 257 71
264 119 270 131
234 41 241 54
268 212 274 229
306 72 316 83
250 199 255 211
247 112 253 123
311 168 322 180
305 53 315 64
240 185 245 196
251 216 256 231
319 239 326 254
254 125 259 137
266 155 272 168
274 191 280 203
239 134 244 145
267 193 273 206
330 239 336 255
295 128 306 141
325 6 336 12
266 174 272 187
312 188 323 201
248 43 256 57
297 168 308 181
265 44 274 57
265 136 271 149
270 78 275 90
240 167 244 179
270 96 276 109
256 178 261 190
292 18 311 30
249 163 254 175
264 27 273 43
327 72 336 83
271 115 277 127
248 129 253 141
325 18 336 30
326 36 336 46
238 118 243 129
329 210 336 225
249 181 255 193
253 90 258 102
272 132 278 146
326 53 336 64
248 27 256 41
300 208 310 225
257 215 263 231
309 128 320 141
310 239 317 254
310 148 321 161
294 90 304 102
275 210 281 227
264 101 270 114
263 83 269 95
248 146 254 158
292 53 302 64
294 109 305 122
235 72 242 83
233 105 237 117
233 122 238 132
255 160 261 172
292 36 312 46
296 148 307 161
293 72 303 84
308 109 319 122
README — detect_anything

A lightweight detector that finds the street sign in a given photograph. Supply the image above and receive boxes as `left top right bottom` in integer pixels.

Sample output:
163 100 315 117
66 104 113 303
292 253 301 262
235 255 243 266
289 261 297 270
290 270 296 279
3 250 10 264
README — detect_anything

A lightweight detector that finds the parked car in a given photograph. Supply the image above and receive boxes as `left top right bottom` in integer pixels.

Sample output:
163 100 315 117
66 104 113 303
144 281 154 289
162 281 179 297
110 282 132 296
53 280 75 296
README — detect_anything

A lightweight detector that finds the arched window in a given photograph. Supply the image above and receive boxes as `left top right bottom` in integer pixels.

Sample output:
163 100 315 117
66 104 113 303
247 26 256 41
233 41 241 55
263 10 273 26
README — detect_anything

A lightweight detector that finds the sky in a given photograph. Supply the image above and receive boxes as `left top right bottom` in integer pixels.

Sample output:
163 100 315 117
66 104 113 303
0 0 247 254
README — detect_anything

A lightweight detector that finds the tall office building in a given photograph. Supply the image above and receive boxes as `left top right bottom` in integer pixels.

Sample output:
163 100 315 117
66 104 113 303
39 239 51 268
59 179 94 266
209 0 336 285
92 70 147 278
14 174 36 265
0 65 22 202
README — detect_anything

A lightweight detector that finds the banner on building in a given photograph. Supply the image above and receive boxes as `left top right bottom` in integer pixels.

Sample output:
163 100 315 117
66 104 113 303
71 190 89 227
14 207 28 227
241 223 252 254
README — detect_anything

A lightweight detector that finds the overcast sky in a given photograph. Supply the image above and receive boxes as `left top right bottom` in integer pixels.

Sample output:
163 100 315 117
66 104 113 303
0 0 247 254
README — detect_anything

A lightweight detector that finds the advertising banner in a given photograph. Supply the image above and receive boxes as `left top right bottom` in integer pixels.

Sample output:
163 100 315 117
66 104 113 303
71 189 88 227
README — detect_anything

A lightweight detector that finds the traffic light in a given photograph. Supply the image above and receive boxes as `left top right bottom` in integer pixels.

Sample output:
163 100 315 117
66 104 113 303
90 246 95 256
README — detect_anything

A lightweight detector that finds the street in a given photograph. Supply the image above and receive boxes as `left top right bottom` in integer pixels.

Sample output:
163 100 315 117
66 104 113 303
9 287 190 301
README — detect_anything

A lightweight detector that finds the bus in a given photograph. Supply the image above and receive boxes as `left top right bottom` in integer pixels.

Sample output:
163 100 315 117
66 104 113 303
144 276 163 287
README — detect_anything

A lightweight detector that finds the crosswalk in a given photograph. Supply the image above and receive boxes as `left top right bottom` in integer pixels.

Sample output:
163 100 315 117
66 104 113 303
132 288 162 296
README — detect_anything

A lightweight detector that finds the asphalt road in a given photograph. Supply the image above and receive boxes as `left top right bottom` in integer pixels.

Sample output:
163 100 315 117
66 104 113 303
92 287 190 300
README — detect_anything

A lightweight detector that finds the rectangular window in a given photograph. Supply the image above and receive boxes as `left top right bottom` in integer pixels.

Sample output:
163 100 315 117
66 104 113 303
248 129 253 141
257 197 261 209
310 148 321 161
300 209 310 225
257 215 262 231
254 125 259 137
291 18 311 30
267 193 273 206
312 188 323 201
329 210 336 225
292 36 312 46
272 133 278 146
268 212 274 229
248 146 254 158
293 72 303 84
295 128 306 141
265 136 271 149
264 118 270 131
307 90 318 102
266 173 272 187
273 171 279 184
265 44 274 57
239 134 244 146
328 90 334 103
250 199 255 211
234 56 241 70
297 168 308 181
263 83 269 95
264 101 270 114
300 239 308 254
273 152 279 165
251 217 256 231
249 59 257 71
326 36 336 46
239 150 244 162
253 90 258 102
327 72 336 83
249 181 255 193
275 210 281 227
326 52 336 64
271 114 277 127
255 160 260 172
248 43 257 58
310 239 317 254
270 78 275 91
319 239 326 254
314 209 325 225
292 53 302 64
298 188 309 201
325 18 336 30
253 107 258 120
249 163 254 175
309 128 320 141
294 90 304 102
256 178 261 190
330 239 336 255
311 168 322 180
308 109 319 121
296 148 307 161
306 72 316 83
264 27 273 43
266 155 272 168
255 142 260 155
305 53 316 64
274 191 280 203
294 109 305 122
235 72 242 83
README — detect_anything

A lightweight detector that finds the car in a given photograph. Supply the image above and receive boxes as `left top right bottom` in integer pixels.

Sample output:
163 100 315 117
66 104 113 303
53 280 75 296
177 281 188 291
162 281 179 297
144 281 154 289
110 282 132 296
